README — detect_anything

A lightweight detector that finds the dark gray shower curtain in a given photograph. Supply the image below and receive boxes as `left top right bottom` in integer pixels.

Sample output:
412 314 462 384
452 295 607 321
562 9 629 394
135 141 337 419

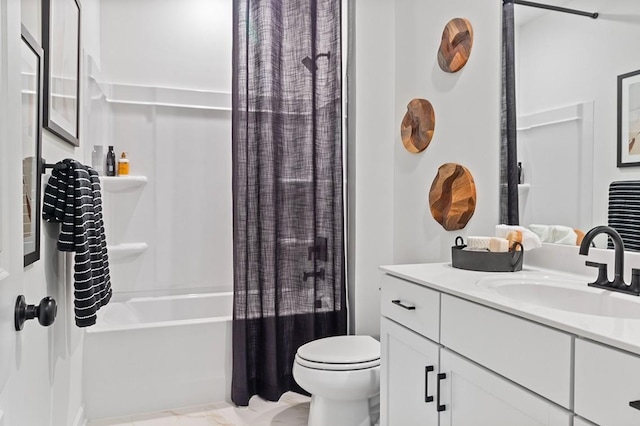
231 0 346 406
501 0 520 224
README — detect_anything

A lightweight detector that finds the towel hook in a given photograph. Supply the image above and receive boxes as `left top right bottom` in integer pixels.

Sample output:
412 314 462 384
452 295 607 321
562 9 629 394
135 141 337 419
41 158 67 174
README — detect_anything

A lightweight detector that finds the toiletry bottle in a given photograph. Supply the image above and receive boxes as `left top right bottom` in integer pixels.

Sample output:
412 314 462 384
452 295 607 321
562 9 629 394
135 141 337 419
517 162 523 184
91 145 104 175
106 146 116 176
118 152 130 176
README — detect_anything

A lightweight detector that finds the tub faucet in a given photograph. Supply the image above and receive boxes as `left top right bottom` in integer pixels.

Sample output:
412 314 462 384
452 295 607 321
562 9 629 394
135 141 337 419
579 225 640 295
303 268 325 282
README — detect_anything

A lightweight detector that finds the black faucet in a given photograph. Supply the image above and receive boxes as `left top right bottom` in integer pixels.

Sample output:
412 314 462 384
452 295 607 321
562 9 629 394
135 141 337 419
579 225 640 296
303 268 325 282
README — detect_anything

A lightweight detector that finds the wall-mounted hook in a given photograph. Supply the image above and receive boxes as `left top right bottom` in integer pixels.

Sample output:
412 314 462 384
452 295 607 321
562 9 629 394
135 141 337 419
15 295 57 331
41 157 67 174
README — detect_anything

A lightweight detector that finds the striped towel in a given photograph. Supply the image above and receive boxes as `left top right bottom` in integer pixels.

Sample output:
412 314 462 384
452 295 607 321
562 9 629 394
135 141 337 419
42 159 112 327
608 181 640 252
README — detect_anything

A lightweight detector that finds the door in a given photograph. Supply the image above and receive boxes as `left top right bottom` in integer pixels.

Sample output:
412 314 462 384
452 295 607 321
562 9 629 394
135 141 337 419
439 348 572 426
380 317 440 426
0 3 70 425
0 0 31 420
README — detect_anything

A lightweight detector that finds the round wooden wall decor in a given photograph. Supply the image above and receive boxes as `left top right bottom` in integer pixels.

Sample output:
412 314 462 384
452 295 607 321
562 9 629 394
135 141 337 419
429 163 477 231
401 98 435 153
437 18 474 73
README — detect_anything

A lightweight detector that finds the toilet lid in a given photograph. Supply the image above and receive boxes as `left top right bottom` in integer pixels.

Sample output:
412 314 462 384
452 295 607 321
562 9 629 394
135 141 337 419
296 335 380 364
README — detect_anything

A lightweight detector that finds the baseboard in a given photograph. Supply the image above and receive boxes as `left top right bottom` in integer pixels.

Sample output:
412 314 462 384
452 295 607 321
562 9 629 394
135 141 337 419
72 405 86 426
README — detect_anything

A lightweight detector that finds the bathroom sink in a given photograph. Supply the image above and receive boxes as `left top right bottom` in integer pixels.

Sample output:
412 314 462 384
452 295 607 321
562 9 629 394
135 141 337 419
476 275 640 319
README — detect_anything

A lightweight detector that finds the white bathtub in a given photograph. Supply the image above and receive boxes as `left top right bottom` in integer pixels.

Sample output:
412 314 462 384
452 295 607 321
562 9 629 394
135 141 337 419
83 292 233 420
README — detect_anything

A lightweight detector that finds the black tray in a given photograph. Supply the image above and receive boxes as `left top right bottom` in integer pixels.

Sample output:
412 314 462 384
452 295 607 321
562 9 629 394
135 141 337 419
451 237 523 272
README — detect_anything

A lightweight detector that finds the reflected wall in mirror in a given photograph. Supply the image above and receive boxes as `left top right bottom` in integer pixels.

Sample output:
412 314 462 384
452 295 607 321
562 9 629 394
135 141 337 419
510 0 640 249
21 26 43 267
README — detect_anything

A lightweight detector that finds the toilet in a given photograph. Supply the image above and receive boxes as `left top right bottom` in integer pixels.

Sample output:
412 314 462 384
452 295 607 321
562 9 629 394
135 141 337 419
293 335 380 426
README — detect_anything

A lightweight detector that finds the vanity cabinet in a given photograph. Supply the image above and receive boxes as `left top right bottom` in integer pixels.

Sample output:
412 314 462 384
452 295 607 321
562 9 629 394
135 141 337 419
380 317 440 426
575 338 640 426
439 348 571 426
380 274 572 426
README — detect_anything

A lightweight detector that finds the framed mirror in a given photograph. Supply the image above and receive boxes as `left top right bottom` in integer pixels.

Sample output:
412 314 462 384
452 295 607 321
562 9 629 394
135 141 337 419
21 25 44 267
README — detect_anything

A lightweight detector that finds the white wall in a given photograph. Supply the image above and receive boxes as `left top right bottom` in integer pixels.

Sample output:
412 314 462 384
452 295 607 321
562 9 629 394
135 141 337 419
349 0 396 337
516 0 640 229
392 0 501 264
350 0 501 337
0 0 102 425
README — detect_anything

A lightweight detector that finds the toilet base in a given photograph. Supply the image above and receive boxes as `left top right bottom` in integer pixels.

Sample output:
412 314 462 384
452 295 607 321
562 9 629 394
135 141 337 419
308 394 372 426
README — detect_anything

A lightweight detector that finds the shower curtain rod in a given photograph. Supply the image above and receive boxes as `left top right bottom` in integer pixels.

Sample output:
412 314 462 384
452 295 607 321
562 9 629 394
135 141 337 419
509 0 599 19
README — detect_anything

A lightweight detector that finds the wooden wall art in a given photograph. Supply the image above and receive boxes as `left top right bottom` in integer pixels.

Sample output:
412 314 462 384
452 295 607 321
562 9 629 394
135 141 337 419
429 163 476 231
437 18 473 73
401 98 435 153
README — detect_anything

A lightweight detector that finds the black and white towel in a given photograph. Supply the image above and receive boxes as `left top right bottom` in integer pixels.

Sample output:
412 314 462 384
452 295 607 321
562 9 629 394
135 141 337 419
43 159 112 327
608 180 640 252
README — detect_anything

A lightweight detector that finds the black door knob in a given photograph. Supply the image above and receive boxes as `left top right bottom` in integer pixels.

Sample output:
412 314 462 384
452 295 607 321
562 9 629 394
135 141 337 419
14 295 57 331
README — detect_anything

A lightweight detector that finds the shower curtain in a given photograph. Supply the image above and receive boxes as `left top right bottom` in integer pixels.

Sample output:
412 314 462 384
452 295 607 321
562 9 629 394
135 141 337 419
500 0 520 224
231 0 346 406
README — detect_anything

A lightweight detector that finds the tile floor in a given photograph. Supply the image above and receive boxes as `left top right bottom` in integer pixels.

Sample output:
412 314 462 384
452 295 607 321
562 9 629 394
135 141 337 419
87 392 310 426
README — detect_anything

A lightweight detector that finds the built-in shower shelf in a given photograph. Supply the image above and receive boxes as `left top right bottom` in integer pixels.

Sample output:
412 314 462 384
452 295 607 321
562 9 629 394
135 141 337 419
107 242 148 260
101 175 148 192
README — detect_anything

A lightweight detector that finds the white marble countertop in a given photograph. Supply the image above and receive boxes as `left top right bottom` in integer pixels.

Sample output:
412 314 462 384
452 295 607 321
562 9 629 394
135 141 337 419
380 262 640 356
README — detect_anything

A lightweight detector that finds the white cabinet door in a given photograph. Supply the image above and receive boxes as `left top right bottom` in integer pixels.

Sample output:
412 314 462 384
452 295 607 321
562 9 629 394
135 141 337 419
575 338 640 426
380 317 440 426
439 349 572 426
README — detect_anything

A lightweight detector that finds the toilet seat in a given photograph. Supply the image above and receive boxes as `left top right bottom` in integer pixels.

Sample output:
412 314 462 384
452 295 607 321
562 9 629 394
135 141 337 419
295 335 380 371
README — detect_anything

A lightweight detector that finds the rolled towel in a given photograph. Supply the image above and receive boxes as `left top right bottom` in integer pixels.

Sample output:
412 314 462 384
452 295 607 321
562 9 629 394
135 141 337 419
495 224 542 250
529 224 579 246
550 225 578 245
528 224 552 242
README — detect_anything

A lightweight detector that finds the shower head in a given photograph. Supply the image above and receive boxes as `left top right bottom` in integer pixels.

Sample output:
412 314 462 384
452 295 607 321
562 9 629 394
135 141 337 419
302 51 331 73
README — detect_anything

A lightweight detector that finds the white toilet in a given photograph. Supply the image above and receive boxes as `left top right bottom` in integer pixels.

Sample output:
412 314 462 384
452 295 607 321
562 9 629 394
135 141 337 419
293 335 380 426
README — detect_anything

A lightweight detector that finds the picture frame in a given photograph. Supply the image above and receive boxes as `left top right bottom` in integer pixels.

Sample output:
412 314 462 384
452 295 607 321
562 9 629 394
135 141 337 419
42 0 80 147
21 25 44 267
617 69 640 167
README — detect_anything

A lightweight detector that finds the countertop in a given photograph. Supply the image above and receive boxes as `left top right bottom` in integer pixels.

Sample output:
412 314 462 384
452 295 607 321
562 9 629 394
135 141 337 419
380 262 640 356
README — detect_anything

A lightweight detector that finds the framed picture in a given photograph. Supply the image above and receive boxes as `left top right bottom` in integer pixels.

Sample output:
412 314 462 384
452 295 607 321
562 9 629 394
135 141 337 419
42 0 80 147
618 69 640 167
21 25 44 267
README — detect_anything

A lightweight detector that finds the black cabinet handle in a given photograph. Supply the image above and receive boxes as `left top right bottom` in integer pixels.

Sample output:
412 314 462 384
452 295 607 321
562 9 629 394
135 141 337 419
437 372 447 412
424 365 434 403
391 299 416 310
630 400 640 411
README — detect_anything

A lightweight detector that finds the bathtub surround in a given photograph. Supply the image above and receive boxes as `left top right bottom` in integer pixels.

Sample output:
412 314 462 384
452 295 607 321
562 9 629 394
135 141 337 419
232 0 346 406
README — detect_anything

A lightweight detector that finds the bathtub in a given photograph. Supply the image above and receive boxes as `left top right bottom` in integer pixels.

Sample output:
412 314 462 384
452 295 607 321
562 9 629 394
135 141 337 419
83 291 233 420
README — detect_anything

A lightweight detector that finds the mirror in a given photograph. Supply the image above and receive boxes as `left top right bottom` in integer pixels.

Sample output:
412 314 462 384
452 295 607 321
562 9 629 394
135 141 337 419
21 25 43 266
509 0 640 248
